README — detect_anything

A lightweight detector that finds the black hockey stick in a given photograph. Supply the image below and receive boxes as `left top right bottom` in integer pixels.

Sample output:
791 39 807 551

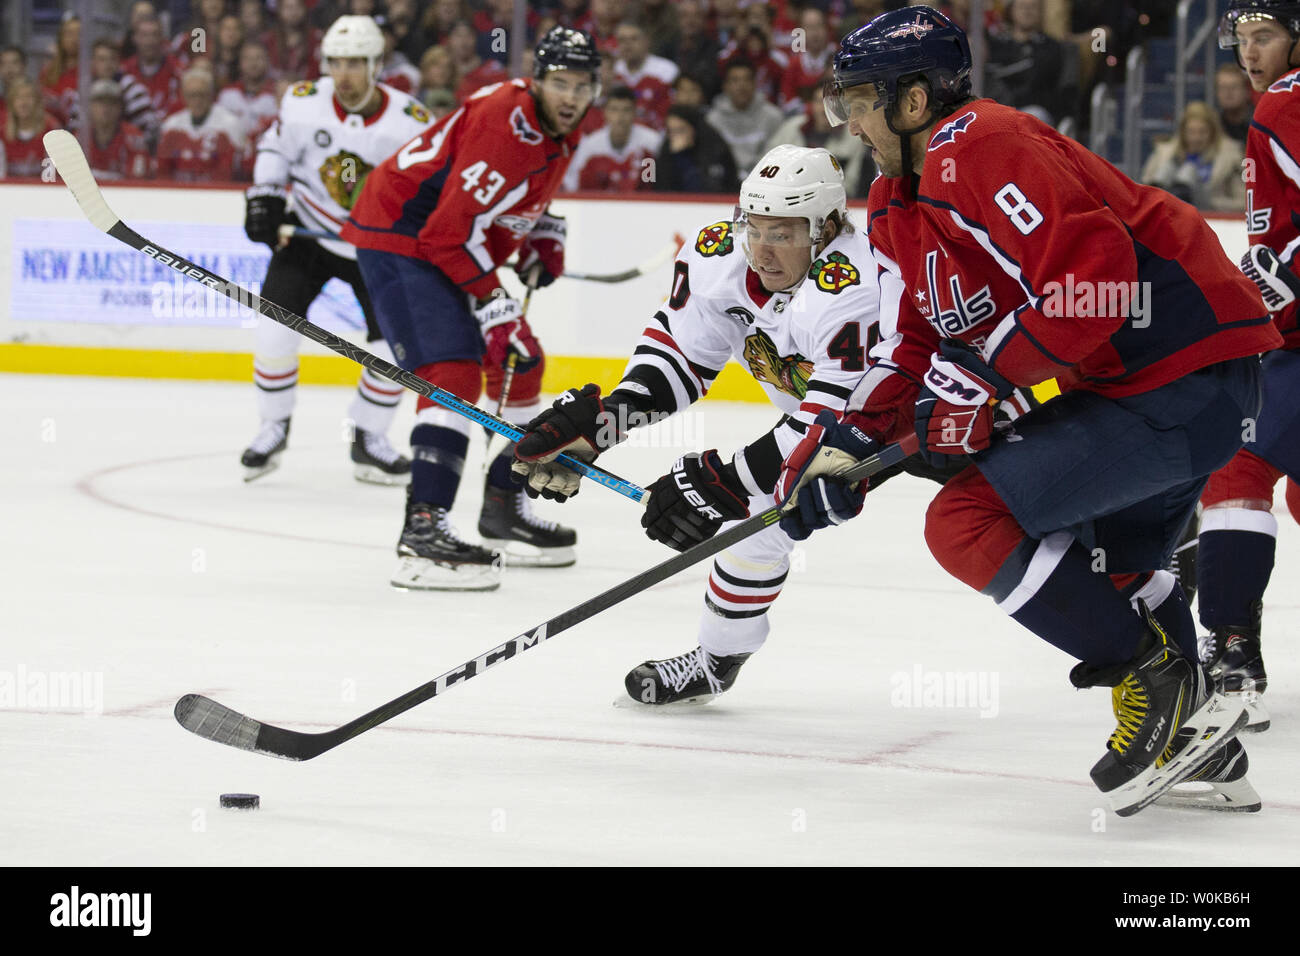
42 129 647 504
172 434 915 760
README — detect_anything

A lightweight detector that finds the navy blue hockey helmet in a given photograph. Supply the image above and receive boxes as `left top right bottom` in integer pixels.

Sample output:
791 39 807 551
534 26 601 81
1219 0 1300 68
823 6 971 128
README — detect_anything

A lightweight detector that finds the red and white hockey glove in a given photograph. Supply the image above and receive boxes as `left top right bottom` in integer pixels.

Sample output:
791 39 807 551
476 291 541 372
511 384 619 501
913 339 1014 468
776 410 876 541
515 210 566 288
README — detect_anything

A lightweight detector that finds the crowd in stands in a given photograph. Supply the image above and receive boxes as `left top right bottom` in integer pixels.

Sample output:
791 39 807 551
0 0 1255 213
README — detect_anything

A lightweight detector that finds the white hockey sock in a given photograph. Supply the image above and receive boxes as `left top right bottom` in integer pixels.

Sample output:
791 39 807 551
347 339 404 435
252 316 301 422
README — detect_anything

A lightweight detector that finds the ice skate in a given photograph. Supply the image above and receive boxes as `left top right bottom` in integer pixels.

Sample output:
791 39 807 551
391 494 502 591
351 427 411 486
622 646 751 706
1155 738 1261 812
1071 602 1247 817
477 485 576 567
1201 615 1269 732
241 418 290 482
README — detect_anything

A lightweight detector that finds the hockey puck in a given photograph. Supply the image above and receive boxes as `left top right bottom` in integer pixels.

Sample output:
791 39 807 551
219 793 260 810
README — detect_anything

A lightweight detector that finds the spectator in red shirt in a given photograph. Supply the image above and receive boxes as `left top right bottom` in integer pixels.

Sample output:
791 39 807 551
779 6 835 112
264 0 322 82
87 79 151 180
217 39 278 153
556 0 597 36
2 78 59 178
718 26 789 107
448 21 507 103
39 14 81 128
122 14 185 133
564 85 663 192
120 1 159 61
156 66 248 182
0 45 31 133
589 0 628 55
613 19 677 130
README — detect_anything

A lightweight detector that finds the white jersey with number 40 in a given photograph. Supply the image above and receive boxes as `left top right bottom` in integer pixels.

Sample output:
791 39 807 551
252 76 433 260
616 218 880 494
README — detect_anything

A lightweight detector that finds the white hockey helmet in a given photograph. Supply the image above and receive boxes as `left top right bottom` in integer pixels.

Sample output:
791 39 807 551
322 15 384 110
736 145 849 245
322 15 385 61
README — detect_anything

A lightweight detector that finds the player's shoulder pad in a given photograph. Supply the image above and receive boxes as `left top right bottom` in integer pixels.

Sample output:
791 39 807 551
805 232 867 296
672 220 747 302
383 86 433 126
1256 69 1300 125
692 219 737 258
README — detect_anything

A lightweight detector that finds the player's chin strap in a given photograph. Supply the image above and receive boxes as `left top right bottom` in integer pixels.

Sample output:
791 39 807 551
885 108 932 201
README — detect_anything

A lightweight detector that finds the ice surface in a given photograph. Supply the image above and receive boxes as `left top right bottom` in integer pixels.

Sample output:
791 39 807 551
3 374 1298 865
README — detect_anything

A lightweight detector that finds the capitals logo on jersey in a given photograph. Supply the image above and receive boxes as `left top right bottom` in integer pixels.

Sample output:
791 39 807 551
743 330 813 398
928 111 976 151
808 251 861 294
696 221 734 257
319 150 374 210
916 248 997 334
510 105 543 145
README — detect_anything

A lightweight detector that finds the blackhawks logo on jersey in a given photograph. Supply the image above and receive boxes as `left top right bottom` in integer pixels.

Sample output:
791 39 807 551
695 221 734 257
291 80 318 97
808 250 860 294
743 329 813 399
319 150 374 210
404 101 432 124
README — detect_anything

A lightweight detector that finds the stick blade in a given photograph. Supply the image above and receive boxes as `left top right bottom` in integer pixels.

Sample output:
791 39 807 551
43 129 120 232
174 693 265 753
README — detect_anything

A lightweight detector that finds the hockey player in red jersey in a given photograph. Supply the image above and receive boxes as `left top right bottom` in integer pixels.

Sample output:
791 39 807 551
778 7 1281 815
1188 0 1300 733
341 27 600 591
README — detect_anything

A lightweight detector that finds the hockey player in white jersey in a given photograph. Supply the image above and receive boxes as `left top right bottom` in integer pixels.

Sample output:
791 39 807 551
240 15 434 483
514 145 933 703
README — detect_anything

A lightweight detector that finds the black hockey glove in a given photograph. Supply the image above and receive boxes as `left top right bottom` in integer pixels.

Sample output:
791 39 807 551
244 184 288 248
511 384 621 501
641 450 750 552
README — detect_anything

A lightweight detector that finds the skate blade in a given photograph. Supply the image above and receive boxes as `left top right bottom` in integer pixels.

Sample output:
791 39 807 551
390 556 502 592
1108 696 1249 818
1235 694 1270 733
1154 777 1262 813
242 458 281 482
611 693 723 710
354 464 410 486
479 539 576 568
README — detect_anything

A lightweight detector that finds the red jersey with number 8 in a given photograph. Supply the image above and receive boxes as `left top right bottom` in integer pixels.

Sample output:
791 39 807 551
856 99 1280 437
341 78 580 300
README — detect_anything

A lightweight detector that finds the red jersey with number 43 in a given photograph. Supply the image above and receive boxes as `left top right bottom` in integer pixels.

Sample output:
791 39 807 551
857 99 1279 439
342 78 581 300
1245 67 1300 348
